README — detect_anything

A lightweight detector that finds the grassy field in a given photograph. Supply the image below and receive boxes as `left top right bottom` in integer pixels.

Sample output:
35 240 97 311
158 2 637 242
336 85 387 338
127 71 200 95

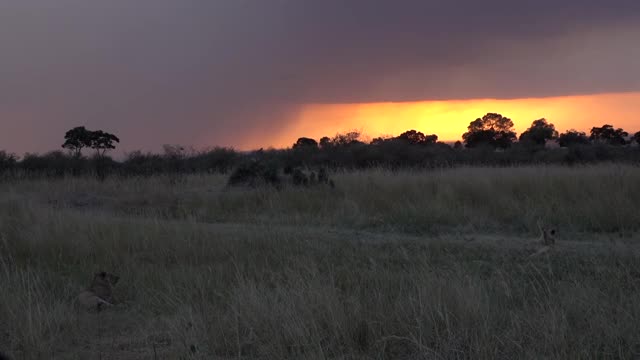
1 165 640 359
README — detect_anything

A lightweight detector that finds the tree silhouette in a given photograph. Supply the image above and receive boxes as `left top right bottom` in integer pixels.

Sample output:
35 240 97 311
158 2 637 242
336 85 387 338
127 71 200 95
370 137 387 145
62 126 93 157
330 131 362 147
63 127 120 158
0 151 17 173
558 130 589 147
589 124 628 145
397 130 438 145
462 113 517 149
319 136 331 149
633 131 640 145
90 130 120 157
292 137 318 149
519 118 558 146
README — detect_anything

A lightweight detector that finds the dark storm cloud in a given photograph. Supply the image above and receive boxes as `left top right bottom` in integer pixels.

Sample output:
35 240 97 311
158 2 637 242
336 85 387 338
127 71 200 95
1 0 639 153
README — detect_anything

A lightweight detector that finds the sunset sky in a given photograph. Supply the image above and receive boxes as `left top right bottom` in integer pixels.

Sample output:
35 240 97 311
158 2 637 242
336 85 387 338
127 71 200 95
1 1 640 154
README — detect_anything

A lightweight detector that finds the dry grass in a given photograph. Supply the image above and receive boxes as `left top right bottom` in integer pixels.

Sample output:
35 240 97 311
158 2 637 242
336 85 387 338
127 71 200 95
1 165 640 359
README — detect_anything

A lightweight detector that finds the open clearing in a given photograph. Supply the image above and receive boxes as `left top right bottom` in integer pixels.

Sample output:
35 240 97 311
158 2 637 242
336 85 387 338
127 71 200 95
1 165 640 359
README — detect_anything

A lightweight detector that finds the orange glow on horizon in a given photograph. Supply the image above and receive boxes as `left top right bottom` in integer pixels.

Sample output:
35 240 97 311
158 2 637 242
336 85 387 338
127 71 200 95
240 92 640 149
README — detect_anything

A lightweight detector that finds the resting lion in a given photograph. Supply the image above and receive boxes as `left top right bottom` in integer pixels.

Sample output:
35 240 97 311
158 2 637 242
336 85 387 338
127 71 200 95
529 223 557 258
76 271 120 312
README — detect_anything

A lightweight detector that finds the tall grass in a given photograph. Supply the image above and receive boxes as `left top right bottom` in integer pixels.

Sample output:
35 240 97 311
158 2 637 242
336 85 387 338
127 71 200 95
0 165 639 359
5 164 640 234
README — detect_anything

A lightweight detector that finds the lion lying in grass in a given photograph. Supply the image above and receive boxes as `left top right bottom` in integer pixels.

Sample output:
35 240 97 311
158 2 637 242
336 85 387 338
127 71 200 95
76 271 120 312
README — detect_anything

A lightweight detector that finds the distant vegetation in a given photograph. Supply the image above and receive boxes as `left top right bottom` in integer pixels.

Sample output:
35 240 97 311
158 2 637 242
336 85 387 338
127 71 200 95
2 120 640 358
1 114 640 179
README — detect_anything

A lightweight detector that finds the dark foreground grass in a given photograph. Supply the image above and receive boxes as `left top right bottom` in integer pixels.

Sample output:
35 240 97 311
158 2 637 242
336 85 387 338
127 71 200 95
1 165 640 359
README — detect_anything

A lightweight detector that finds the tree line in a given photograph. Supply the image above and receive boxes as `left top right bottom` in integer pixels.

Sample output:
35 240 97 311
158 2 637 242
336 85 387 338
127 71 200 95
1 115 639 178
292 114 638 149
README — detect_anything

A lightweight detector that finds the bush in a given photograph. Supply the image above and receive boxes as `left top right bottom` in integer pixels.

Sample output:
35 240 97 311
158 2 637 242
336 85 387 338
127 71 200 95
19 151 89 177
0 151 17 175
121 151 166 176
185 147 238 174
227 160 281 187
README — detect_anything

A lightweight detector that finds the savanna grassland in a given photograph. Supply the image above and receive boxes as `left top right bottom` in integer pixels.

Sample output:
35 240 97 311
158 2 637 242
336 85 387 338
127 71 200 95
1 165 640 359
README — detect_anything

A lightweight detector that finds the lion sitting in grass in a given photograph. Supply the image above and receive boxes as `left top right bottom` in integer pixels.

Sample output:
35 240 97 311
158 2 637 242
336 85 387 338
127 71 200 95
529 222 557 258
76 271 120 312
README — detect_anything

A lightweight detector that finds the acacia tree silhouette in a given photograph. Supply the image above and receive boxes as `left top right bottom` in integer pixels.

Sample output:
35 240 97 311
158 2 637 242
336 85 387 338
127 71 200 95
90 130 120 158
519 118 558 146
62 126 119 179
292 137 318 149
397 130 438 145
558 130 590 147
90 130 120 180
62 126 93 157
62 127 120 158
590 124 628 146
462 113 517 149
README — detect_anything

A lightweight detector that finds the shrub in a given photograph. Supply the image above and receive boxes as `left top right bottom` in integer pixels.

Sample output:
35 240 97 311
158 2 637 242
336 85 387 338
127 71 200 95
227 160 281 187
0 151 17 175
